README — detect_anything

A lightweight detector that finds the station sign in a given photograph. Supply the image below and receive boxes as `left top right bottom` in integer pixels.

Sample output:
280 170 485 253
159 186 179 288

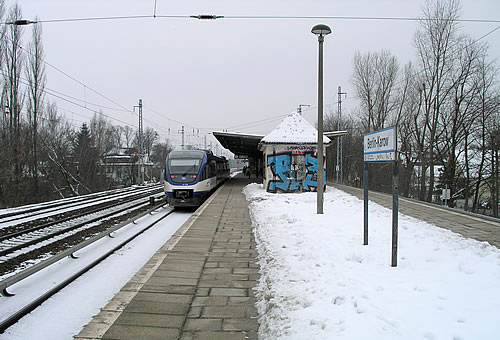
362 126 399 267
235 155 249 159
363 127 396 162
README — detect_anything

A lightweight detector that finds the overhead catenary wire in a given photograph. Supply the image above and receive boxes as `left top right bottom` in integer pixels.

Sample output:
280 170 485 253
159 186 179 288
386 23 500 93
2 14 500 25
3 32 134 115
3 8 498 140
0 68 138 129
43 87 130 113
3 60 203 138
227 113 289 131
143 105 202 132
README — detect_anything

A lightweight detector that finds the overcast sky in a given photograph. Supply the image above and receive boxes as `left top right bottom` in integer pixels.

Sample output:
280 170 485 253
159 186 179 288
5 0 500 151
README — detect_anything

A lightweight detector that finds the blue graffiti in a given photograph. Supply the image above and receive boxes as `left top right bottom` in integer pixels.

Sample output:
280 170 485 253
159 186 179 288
303 153 318 191
267 152 325 192
268 153 300 192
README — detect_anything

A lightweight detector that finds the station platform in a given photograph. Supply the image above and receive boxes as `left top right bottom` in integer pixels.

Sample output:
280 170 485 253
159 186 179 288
331 183 500 248
74 176 498 340
75 174 261 340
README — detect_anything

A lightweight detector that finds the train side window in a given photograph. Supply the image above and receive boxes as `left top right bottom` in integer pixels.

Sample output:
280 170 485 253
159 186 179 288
209 162 216 177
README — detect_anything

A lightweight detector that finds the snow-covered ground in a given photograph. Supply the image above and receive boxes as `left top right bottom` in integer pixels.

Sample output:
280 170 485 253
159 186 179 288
244 184 500 340
0 209 191 340
1 183 499 339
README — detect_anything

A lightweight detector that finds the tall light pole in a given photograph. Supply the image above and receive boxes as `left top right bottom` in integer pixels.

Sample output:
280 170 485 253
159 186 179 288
312 24 331 214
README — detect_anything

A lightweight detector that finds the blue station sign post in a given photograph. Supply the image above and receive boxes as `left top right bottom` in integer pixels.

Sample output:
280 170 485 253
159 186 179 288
363 127 399 267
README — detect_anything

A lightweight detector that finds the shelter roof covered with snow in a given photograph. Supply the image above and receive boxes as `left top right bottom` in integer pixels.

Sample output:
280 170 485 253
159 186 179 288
260 112 330 144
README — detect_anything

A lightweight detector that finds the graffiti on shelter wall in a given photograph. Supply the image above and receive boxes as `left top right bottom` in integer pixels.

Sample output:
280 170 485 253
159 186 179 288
267 151 325 193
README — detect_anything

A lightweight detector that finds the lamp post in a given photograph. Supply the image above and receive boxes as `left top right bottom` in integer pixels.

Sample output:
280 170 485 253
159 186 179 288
312 24 331 214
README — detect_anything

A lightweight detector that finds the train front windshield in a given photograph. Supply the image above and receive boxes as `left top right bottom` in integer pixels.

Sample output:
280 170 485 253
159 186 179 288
168 159 202 175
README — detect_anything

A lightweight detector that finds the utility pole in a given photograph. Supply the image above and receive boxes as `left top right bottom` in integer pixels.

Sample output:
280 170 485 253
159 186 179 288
134 99 144 185
337 86 347 183
297 104 310 115
179 126 185 150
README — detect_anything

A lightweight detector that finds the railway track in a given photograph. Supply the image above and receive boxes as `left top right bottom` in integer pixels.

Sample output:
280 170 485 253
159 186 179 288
0 185 182 333
0 186 164 280
0 187 160 253
0 186 156 233
0 186 140 223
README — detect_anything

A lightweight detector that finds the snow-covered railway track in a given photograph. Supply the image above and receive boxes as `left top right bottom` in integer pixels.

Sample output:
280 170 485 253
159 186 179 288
0 204 178 334
0 186 142 224
0 188 164 279
0 185 162 233
0 199 148 259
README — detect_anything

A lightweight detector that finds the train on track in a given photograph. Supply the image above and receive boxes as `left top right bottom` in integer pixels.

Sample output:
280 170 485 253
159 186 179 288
164 150 229 207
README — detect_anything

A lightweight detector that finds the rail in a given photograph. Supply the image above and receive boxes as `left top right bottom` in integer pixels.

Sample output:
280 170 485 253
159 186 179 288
0 199 174 333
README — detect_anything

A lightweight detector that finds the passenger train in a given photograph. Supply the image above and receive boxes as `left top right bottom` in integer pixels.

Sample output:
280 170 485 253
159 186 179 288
164 150 229 207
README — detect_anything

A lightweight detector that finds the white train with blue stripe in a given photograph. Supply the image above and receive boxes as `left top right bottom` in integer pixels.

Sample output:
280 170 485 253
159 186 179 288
164 150 229 207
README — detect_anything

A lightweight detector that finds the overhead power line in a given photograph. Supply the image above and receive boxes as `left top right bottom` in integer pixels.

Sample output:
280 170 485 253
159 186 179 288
387 23 500 91
2 14 500 25
143 105 202 131
221 15 500 24
227 113 289 131
3 32 133 115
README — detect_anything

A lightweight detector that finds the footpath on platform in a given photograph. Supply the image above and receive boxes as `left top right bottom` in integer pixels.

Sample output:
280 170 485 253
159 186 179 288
331 182 500 248
75 174 260 340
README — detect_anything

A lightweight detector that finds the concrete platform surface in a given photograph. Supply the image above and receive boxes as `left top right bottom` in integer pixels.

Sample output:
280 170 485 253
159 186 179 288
75 175 260 340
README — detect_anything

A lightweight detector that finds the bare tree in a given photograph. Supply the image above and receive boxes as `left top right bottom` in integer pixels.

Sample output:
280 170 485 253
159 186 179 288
469 57 499 215
0 0 5 74
91 112 120 153
324 112 364 186
414 0 461 202
25 19 46 197
0 0 7 206
396 63 424 198
351 50 399 191
142 127 159 159
39 102 88 197
151 140 173 166
352 49 399 132
3 4 25 204
121 125 134 148
436 37 486 207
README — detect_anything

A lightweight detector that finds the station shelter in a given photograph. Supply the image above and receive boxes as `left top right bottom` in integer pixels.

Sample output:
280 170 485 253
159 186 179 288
214 112 348 193
259 112 331 193
212 131 264 179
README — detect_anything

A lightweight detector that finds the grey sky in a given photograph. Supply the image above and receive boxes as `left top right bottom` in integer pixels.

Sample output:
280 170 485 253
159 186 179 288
7 0 500 150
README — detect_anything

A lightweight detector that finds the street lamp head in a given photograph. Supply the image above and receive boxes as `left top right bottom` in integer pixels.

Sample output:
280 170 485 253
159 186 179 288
311 24 332 37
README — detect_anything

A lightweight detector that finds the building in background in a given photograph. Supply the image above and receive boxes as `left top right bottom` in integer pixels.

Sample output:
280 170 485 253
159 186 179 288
259 112 331 193
101 148 154 187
